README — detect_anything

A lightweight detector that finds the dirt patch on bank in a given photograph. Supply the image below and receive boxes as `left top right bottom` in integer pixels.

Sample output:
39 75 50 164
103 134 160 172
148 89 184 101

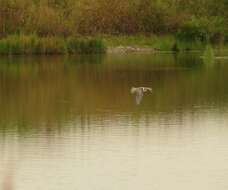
108 46 155 53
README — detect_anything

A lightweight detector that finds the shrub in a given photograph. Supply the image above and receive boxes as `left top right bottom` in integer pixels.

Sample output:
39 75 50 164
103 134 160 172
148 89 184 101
176 16 208 42
177 16 226 43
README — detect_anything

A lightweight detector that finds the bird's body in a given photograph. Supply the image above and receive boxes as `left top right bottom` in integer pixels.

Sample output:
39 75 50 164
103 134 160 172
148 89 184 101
130 87 152 105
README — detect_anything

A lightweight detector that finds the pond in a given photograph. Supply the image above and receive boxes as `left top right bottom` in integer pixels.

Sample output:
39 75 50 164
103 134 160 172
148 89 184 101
1 52 228 190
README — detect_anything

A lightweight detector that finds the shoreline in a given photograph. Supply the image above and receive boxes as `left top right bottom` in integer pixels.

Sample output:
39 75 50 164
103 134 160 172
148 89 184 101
107 46 155 54
0 34 226 55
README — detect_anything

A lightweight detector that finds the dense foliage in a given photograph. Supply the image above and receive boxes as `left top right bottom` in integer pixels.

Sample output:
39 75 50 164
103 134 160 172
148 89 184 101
0 0 228 43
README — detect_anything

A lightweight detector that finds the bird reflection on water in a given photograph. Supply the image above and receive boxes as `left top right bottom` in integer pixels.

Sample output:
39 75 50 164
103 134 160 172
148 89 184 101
130 87 152 105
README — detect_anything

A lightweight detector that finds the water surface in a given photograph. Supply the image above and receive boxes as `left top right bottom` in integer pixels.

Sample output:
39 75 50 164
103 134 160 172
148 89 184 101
1 53 228 190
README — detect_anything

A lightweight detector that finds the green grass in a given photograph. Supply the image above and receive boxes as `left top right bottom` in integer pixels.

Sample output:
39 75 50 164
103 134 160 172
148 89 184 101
0 35 106 55
0 34 224 55
152 36 176 51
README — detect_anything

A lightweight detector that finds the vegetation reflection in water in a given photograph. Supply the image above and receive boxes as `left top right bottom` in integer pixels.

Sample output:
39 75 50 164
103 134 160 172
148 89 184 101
1 53 228 190
0 53 228 135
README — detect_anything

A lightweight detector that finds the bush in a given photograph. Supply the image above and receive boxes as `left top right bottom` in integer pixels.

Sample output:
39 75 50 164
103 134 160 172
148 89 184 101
177 16 226 43
208 17 226 43
176 17 208 42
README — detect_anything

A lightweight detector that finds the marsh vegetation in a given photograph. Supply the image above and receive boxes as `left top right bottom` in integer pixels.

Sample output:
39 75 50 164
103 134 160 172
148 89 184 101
0 0 228 53
0 35 106 54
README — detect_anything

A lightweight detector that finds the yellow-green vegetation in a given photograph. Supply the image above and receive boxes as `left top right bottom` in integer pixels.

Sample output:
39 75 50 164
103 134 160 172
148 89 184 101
203 44 215 64
0 0 228 54
0 35 106 54
1 0 228 38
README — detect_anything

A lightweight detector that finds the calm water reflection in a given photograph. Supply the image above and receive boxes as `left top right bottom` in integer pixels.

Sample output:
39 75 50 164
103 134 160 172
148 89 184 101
1 53 228 190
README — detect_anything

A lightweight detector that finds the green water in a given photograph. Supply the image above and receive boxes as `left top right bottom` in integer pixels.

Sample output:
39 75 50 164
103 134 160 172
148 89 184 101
1 53 228 190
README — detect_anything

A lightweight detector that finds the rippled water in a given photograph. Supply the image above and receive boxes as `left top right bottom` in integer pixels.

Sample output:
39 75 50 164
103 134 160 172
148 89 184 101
1 53 228 190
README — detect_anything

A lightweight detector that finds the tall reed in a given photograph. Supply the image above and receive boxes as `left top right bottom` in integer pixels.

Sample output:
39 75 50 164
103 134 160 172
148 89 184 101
0 35 106 55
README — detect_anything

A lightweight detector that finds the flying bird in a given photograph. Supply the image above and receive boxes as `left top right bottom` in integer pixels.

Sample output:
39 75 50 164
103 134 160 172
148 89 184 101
130 87 152 105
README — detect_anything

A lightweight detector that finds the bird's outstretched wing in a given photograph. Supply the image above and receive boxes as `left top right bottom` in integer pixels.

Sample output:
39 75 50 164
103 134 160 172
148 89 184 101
142 87 152 93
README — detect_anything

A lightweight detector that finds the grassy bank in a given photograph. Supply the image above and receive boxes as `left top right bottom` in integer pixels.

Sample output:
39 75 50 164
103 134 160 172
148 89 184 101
0 34 227 55
0 0 228 55
0 35 106 55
